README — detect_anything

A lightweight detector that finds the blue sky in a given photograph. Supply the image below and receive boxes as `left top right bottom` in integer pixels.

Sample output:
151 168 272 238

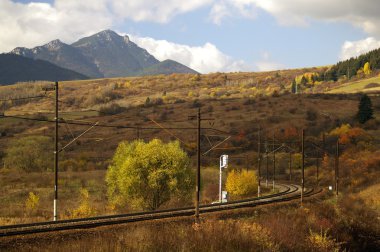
2 0 380 73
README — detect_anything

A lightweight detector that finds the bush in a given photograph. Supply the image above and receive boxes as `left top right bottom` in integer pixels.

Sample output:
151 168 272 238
4 136 53 172
267 115 281 124
288 107 297 114
99 103 126 115
306 230 341 252
272 90 280 97
225 170 257 197
25 192 40 215
364 83 380 89
71 188 97 218
306 108 318 121
190 99 202 108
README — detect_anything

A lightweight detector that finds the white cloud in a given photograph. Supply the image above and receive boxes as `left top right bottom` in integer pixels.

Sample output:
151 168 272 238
111 0 213 23
0 0 250 74
210 0 380 36
130 35 248 73
0 0 113 52
340 37 380 60
209 0 257 25
0 0 213 52
209 2 231 25
255 62 284 72
254 51 284 71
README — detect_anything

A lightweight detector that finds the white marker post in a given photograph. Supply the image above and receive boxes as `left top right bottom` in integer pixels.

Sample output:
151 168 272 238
219 155 228 203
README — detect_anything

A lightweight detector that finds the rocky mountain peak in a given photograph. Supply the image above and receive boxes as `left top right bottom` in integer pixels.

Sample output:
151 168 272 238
8 29 197 78
123 35 130 44
11 47 31 56
95 29 120 42
44 39 65 50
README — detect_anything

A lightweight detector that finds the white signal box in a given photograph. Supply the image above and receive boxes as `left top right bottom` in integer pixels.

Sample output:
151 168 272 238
222 191 228 203
220 155 228 169
219 154 228 203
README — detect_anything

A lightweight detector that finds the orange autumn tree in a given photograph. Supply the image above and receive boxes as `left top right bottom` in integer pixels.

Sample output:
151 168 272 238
329 124 370 145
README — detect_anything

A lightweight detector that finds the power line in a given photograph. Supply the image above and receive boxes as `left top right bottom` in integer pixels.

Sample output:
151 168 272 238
0 95 46 102
0 114 226 132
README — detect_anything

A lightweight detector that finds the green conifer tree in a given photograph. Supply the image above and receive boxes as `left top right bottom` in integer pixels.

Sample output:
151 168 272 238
357 94 374 124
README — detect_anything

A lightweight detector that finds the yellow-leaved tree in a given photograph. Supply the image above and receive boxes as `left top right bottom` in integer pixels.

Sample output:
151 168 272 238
25 192 39 215
363 62 371 75
106 139 194 210
225 170 257 197
71 188 96 218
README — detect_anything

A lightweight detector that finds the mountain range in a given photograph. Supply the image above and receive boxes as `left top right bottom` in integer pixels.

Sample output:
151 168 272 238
10 30 197 79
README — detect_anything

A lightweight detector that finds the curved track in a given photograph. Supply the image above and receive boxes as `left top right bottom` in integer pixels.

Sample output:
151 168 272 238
0 184 322 237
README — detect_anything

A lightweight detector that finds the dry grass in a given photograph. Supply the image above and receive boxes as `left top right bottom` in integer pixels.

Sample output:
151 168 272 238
357 183 380 214
0 170 108 225
2 190 379 252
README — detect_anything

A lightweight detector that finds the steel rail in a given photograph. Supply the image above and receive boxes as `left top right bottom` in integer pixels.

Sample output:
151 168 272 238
0 184 293 231
0 184 322 237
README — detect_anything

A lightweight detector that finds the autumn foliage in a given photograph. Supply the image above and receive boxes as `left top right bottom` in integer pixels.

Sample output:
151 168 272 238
329 124 371 145
225 170 257 197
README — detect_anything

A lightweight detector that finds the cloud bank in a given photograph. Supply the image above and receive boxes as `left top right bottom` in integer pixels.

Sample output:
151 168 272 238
130 35 248 73
3 0 380 73
340 37 380 60
0 0 214 52
210 0 380 36
208 0 380 63
0 0 239 73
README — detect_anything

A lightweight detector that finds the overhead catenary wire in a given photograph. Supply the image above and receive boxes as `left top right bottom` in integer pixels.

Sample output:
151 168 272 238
0 95 47 102
0 114 226 132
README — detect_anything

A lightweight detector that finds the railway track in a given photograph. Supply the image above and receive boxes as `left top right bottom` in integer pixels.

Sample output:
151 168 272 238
0 184 322 237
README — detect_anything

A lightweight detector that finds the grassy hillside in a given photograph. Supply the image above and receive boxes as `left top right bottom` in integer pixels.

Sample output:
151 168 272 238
1 47 379 252
328 76 380 93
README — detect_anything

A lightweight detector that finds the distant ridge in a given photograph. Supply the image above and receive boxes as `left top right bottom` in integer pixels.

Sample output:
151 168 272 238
136 59 198 76
0 53 88 85
11 30 198 78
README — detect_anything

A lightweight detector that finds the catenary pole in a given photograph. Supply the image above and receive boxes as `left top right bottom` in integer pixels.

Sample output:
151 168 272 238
272 132 275 191
301 129 305 206
335 139 339 197
289 152 292 181
195 108 201 219
257 126 261 197
54 81 59 221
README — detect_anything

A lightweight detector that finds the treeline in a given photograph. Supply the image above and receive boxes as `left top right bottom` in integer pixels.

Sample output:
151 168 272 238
325 47 380 81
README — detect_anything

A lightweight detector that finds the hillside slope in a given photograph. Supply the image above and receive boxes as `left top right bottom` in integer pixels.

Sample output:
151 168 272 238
0 54 88 85
135 59 198 76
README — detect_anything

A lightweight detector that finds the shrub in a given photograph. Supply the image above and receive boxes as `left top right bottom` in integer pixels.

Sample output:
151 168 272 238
243 98 256 105
272 90 280 97
225 170 257 197
306 108 318 121
71 188 97 218
25 192 40 215
364 83 380 89
267 115 281 124
307 229 341 252
4 136 53 172
99 103 126 115
190 99 202 108
289 108 297 114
